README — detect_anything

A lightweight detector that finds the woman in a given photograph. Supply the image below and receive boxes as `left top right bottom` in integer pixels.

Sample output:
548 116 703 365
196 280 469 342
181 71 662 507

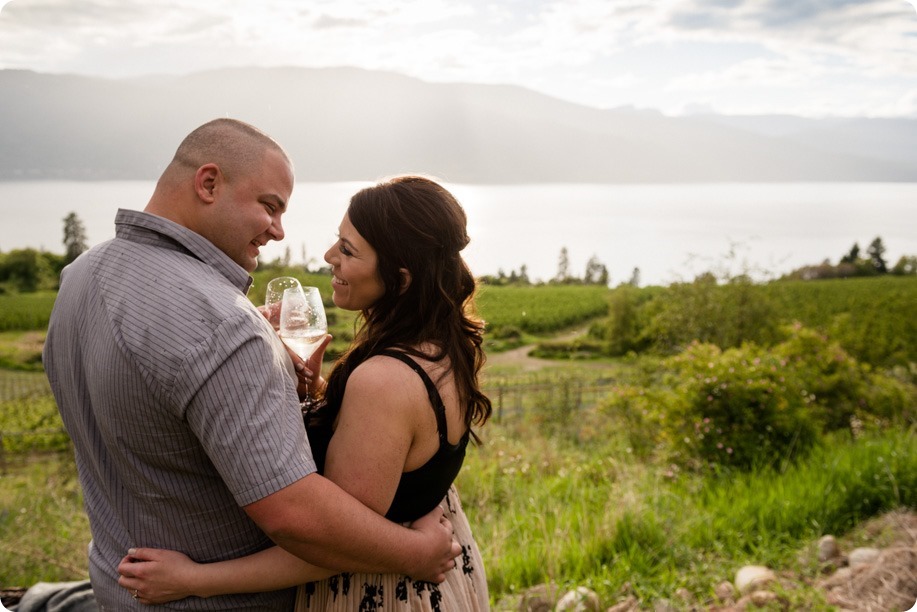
116 176 492 611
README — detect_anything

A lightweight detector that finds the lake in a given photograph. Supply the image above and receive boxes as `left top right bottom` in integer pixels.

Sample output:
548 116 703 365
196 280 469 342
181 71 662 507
3 181 916 287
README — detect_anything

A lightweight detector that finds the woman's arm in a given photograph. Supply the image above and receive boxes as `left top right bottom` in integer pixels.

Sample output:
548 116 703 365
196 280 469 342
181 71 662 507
117 544 336 604
117 354 434 603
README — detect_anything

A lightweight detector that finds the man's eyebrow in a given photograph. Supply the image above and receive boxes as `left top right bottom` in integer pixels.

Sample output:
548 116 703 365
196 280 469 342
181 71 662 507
261 194 287 212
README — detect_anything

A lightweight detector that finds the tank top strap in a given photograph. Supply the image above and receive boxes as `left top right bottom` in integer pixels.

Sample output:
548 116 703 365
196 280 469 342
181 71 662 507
378 349 449 444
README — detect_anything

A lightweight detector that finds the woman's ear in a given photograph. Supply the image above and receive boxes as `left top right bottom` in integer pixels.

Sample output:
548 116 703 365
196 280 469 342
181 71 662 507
399 268 412 295
194 164 220 204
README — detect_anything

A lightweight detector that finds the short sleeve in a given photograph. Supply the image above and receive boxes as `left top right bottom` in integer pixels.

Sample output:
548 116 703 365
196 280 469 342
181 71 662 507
171 312 316 506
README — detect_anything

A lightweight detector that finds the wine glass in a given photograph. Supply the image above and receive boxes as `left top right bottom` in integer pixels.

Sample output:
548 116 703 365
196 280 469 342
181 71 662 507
278 286 328 411
264 276 302 331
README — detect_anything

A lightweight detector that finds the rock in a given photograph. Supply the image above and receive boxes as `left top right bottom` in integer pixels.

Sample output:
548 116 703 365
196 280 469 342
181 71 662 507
605 595 638 612
519 583 560 612
714 580 736 602
652 598 677 612
848 547 880 567
735 590 779 609
674 587 693 602
817 535 840 562
734 565 776 594
825 566 853 584
555 586 601 612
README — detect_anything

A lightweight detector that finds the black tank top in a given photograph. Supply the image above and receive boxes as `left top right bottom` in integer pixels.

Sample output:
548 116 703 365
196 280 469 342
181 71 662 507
304 350 470 523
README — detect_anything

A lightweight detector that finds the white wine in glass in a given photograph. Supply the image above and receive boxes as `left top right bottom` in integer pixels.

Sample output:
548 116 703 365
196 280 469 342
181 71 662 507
279 286 328 410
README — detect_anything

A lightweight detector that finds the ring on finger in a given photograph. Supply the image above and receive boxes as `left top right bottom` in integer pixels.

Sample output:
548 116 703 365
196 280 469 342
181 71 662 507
132 589 139 599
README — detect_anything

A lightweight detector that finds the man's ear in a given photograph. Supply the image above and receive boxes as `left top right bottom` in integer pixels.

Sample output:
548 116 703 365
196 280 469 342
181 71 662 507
194 164 220 204
399 268 412 295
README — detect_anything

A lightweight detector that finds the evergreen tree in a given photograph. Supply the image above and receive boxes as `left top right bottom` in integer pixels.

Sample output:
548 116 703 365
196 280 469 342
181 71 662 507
63 212 88 264
840 242 860 264
866 237 888 274
555 247 571 283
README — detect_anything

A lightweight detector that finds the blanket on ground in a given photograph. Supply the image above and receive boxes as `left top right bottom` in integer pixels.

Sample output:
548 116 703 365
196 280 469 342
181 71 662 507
7 581 97 612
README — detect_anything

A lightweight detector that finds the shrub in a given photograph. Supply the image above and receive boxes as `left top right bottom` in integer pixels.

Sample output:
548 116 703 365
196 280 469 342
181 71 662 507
644 274 778 354
775 323 916 431
657 325 916 470
592 284 652 355
598 384 675 458
663 342 820 470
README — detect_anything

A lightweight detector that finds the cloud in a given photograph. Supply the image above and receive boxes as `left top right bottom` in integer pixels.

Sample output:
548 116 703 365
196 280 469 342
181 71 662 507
313 14 369 29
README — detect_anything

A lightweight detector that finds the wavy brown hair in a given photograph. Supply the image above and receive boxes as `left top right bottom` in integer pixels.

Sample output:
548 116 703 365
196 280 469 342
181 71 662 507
321 176 491 439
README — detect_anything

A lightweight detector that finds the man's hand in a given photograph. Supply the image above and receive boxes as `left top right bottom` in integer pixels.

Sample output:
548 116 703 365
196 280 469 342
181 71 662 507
407 506 462 583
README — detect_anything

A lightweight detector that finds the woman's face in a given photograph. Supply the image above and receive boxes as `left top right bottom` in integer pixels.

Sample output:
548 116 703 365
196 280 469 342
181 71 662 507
323 212 386 312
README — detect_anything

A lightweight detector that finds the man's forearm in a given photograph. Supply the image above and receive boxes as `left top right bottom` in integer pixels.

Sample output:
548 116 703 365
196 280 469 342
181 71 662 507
245 473 449 581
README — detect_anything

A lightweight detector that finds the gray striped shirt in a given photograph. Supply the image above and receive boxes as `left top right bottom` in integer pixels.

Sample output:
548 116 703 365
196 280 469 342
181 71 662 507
44 209 316 611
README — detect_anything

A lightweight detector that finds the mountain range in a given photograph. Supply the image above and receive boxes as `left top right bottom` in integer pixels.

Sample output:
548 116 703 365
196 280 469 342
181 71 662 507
2 67 916 183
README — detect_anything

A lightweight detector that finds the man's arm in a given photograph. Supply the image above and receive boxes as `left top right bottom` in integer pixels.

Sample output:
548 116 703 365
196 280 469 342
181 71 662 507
244 472 458 582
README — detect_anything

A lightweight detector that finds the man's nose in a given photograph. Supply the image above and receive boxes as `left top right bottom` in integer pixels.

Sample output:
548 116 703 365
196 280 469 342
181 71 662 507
268 218 284 241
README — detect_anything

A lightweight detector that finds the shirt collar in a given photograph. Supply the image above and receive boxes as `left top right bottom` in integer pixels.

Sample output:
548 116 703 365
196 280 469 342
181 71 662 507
114 208 254 295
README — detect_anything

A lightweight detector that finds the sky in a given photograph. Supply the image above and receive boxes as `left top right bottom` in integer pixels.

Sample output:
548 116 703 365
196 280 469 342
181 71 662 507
2 0 917 118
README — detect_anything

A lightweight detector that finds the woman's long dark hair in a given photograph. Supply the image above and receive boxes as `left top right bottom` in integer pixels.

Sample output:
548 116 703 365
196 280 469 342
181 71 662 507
321 176 492 439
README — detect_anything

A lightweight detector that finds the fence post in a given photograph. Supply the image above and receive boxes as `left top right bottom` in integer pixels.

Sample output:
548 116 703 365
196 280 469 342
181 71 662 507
497 387 503 423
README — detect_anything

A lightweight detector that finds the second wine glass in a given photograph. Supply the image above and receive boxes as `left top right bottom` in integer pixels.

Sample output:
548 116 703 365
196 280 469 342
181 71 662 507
264 276 302 331
278 286 328 411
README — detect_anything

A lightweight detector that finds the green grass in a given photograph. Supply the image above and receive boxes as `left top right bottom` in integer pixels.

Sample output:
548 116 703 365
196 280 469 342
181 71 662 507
1 276 915 608
458 416 915 607
0 453 90 586
0 292 57 331
0 373 913 608
476 285 610 334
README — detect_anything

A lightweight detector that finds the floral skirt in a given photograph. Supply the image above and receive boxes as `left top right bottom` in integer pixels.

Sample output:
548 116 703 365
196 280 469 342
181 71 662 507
294 485 489 611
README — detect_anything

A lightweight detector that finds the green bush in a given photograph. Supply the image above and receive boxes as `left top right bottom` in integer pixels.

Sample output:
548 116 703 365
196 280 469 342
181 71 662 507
663 341 820 470
645 274 779 354
774 324 915 431
656 325 915 470
591 284 654 355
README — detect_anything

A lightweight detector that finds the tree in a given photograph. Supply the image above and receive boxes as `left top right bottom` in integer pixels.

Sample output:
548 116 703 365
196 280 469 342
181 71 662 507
63 212 88 264
628 267 641 287
555 247 571 283
0 249 44 292
866 236 888 274
839 242 860 264
891 255 917 276
584 255 608 285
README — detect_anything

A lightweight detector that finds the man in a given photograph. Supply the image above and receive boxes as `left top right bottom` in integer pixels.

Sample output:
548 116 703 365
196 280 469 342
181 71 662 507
43 118 458 610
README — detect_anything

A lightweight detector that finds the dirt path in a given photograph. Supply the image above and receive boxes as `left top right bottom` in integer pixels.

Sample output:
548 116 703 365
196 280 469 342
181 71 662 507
485 327 589 372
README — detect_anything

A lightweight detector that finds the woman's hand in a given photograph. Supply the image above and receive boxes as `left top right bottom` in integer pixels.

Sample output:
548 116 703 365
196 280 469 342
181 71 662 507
257 304 332 400
290 334 332 400
117 548 203 604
